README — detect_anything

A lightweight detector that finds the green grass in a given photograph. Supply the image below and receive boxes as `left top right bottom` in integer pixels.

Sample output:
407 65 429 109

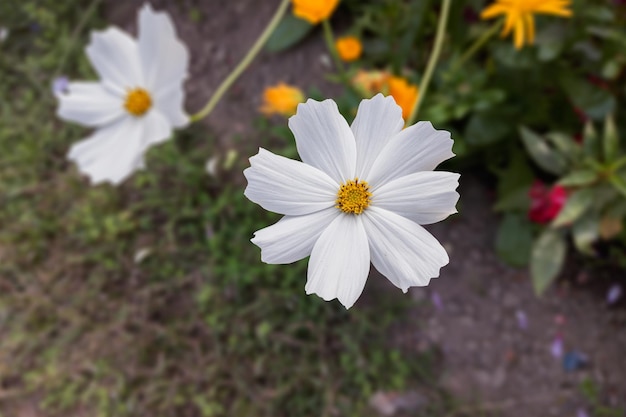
0 2 452 416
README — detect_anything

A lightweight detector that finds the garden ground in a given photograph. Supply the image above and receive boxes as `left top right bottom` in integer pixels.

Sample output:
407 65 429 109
2 0 626 416
108 1 626 415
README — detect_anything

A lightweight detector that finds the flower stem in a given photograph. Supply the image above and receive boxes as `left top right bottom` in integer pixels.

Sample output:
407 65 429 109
190 0 290 122
322 19 347 82
406 0 452 127
454 19 502 70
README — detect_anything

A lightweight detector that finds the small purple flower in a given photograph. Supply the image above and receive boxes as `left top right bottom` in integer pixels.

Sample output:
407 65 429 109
516 310 528 330
51 76 69 96
576 408 590 417
550 335 563 359
607 284 622 305
431 291 443 311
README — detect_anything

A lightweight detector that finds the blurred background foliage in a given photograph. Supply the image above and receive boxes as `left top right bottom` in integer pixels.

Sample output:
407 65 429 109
270 0 626 295
0 1 449 417
1 0 626 416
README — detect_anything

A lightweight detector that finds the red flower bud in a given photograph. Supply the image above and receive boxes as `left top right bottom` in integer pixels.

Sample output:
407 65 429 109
528 181 567 224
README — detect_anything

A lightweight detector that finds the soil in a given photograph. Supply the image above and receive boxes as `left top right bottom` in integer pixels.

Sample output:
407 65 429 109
8 0 626 416
153 1 625 414
414 178 626 417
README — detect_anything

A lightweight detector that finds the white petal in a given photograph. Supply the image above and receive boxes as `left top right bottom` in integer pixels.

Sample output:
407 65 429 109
288 99 357 184
244 148 338 216
366 121 454 187
86 27 142 93
68 111 171 185
306 214 370 309
138 4 189 95
373 171 460 224
251 208 339 264
362 207 449 292
68 117 142 185
57 82 124 127
153 83 189 128
351 94 404 178
140 109 172 149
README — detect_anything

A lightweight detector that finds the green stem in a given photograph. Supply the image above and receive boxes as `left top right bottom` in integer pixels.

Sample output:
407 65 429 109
322 19 347 82
406 0 452 126
190 0 290 122
455 19 502 70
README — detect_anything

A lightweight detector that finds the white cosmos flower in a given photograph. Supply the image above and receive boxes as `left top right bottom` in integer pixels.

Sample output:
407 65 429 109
244 94 460 309
56 4 189 185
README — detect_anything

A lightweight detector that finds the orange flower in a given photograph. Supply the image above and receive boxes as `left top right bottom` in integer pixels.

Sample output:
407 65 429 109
292 0 339 24
387 76 418 120
260 83 305 117
335 36 362 62
350 71 419 120
481 0 572 49
351 70 391 97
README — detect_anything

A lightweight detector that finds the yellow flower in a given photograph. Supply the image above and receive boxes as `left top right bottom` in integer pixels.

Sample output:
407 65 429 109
292 0 339 24
481 0 572 49
335 36 362 62
387 76 419 120
260 83 305 117
351 70 390 97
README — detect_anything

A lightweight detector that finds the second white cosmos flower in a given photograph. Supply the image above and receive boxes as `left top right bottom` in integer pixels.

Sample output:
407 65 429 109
245 94 460 309
57 4 189 185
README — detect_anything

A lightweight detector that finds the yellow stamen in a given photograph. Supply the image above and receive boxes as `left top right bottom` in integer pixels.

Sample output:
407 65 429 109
124 88 152 116
336 178 372 215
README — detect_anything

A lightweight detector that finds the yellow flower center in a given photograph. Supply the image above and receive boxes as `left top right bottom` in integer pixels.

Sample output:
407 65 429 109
336 178 372 215
124 88 152 116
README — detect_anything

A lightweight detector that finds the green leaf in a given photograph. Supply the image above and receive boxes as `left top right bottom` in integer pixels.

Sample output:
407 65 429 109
602 58 622 80
495 213 533 267
560 74 616 120
465 112 513 146
545 132 579 161
608 174 626 199
591 184 620 211
492 43 535 68
583 121 601 160
519 126 568 175
582 5 615 21
603 114 619 163
531 230 566 295
586 26 626 47
537 23 565 62
557 169 598 187
572 214 599 255
494 186 531 212
552 189 594 227
494 150 534 201
265 14 313 53
605 198 626 218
